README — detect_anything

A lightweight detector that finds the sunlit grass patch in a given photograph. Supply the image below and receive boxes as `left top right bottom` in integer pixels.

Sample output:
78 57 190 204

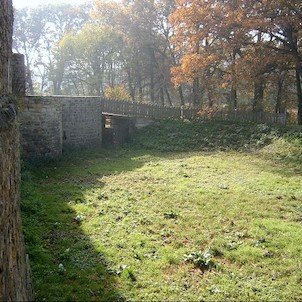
21 120 302 301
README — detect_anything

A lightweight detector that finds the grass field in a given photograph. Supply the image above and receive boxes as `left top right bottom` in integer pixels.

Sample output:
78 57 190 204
21 120 302 301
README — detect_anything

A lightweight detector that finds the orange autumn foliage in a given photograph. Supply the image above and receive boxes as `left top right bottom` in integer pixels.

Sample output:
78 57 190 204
170 0 302 121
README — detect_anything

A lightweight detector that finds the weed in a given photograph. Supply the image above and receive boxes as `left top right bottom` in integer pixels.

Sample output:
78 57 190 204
163 211 178 219
125 268 137 282
184 250 217 270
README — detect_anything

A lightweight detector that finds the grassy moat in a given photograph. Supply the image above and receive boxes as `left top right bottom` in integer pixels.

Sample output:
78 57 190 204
21 120 302 301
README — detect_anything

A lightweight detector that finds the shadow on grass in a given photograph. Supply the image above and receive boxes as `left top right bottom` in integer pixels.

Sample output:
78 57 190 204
21 148 147 301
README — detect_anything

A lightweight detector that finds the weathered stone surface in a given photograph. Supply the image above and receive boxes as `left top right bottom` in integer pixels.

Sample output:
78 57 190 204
0 0 33 300
0 0 13 95
0 120 33 302
12 53 26 97
0 96 17 129
19 96 103 159
19 96 63 159
62 97 102 150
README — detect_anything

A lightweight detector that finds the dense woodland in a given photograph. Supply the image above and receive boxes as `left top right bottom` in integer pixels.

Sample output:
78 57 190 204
13 0 302 122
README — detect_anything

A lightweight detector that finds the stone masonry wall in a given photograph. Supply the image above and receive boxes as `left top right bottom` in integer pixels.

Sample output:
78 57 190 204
0 116 33 302
0 0 13 95
19 96 103 159
61 97 102 150
19 96 63 159
12 53 26 97
0 0 33 300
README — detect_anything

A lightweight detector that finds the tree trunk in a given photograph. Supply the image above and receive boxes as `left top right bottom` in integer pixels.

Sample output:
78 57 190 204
148 46 156 103
230 87 237 110
91 55 102 96
178 86 185 106
296 67 302 125
284 26 302 124
138 75 143 103
231 49 238 110
253 79 264 112
165 87 172 106
275 77 284 114
159 87 164 106
26 66 34 95
192 78 200 106
207 88 213 108
126 69 135 101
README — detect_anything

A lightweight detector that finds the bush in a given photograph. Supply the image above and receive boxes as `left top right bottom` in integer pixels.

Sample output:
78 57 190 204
104 85 131 101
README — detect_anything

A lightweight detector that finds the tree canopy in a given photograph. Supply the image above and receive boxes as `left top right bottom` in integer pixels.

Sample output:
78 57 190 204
171 0 302 121
13 0 302 123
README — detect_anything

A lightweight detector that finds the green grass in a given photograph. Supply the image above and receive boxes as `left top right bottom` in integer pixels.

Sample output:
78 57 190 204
21 120 302 301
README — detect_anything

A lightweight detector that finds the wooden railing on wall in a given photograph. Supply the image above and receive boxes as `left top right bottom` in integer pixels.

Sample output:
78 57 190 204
102 99 199 119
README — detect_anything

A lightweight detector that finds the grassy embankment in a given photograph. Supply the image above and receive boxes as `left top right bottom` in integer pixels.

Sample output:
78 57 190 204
21 120 302 301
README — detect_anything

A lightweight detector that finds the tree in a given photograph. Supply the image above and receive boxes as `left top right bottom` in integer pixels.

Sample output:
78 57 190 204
93 0 179 105
57 23 123 95
13 3 90 94
13 6 47 93
170 0 247 107
246 0 302 122
170 0 302 122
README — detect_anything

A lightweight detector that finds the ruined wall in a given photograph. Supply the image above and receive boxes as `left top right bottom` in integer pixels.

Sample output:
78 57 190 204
19 96 63 159
62 97 102 150
12 53 26 97
0 0 33 301
19 96 103 159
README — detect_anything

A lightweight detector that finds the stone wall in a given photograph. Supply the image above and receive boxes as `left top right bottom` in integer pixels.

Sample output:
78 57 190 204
62 97 102 150
19 96 63 159
0 0 33 300
0 110 33 301
12 53 26 97
20 96 103 159
0 0 13 95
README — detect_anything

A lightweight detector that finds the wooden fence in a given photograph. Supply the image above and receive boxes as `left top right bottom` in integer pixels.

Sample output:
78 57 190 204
102 99 287 125
102 98 198 119
199 110 287 125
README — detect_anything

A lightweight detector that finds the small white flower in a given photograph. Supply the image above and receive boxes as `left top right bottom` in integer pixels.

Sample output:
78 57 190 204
74 214 84 222
58 263 66 272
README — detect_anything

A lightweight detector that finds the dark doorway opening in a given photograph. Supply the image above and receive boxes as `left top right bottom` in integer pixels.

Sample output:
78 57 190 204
102 114 134 146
